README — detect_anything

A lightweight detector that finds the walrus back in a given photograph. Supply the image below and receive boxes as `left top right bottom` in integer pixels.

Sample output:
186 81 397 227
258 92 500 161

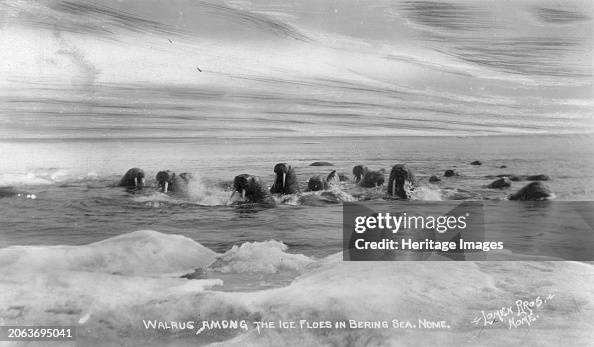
247 177 275 204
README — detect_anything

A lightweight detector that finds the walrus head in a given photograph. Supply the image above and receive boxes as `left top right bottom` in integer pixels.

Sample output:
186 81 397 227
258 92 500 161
307 176 326 191
120 168 145 189
156 170 175 192
273 163 291 188
232 174 250 201
352 165 368 183
388 164 416 199
231 174 270 203
271 163 299 195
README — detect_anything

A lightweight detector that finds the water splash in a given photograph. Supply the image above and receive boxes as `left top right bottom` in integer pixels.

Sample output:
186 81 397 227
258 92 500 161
185 173 232 206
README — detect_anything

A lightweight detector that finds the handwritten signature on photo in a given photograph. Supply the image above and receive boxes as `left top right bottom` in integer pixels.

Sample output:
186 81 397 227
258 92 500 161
471 294 555 329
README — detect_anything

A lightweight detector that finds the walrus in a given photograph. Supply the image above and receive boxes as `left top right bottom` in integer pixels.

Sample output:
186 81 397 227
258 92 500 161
487 177 511 189
326 170 341 187
429 175 441 183
387 164 416 199
156 170 174 192
310 161 334 166
119 168 145 189
156 171 192 193
307 170 343 192
231 174 274 204
352 165 385 188
470 160 482 166
307 176 327 191
509 182 554 201
270 163 300 195
444 169 459 177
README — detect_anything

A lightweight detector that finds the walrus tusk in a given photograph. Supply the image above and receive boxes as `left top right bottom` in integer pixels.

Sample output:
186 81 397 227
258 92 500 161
164 181 169 193
282 173 286 188
241 189 246 201
141 178 145 187
392 179 396 197
134 177 138 187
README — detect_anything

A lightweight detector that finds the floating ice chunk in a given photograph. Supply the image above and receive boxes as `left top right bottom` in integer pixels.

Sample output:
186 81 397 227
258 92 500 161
0 230 217 277
210 240 314 274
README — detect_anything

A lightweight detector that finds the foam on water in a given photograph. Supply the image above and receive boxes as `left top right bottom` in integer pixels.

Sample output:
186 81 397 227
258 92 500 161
0 169 107 187
133 179 361 208
411 185 443 201
185 174 233 206
132 173 233 206
276 188 357 206
0 170 67 186
133 192 180 205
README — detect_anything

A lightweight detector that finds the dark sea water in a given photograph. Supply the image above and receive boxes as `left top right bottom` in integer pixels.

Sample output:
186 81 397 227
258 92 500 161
2 134 593 251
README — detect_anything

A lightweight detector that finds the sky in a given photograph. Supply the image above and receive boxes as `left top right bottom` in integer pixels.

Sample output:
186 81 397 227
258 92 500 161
0 0 592 138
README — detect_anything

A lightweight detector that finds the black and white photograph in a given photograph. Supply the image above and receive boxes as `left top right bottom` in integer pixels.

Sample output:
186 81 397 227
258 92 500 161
0 0 593 346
